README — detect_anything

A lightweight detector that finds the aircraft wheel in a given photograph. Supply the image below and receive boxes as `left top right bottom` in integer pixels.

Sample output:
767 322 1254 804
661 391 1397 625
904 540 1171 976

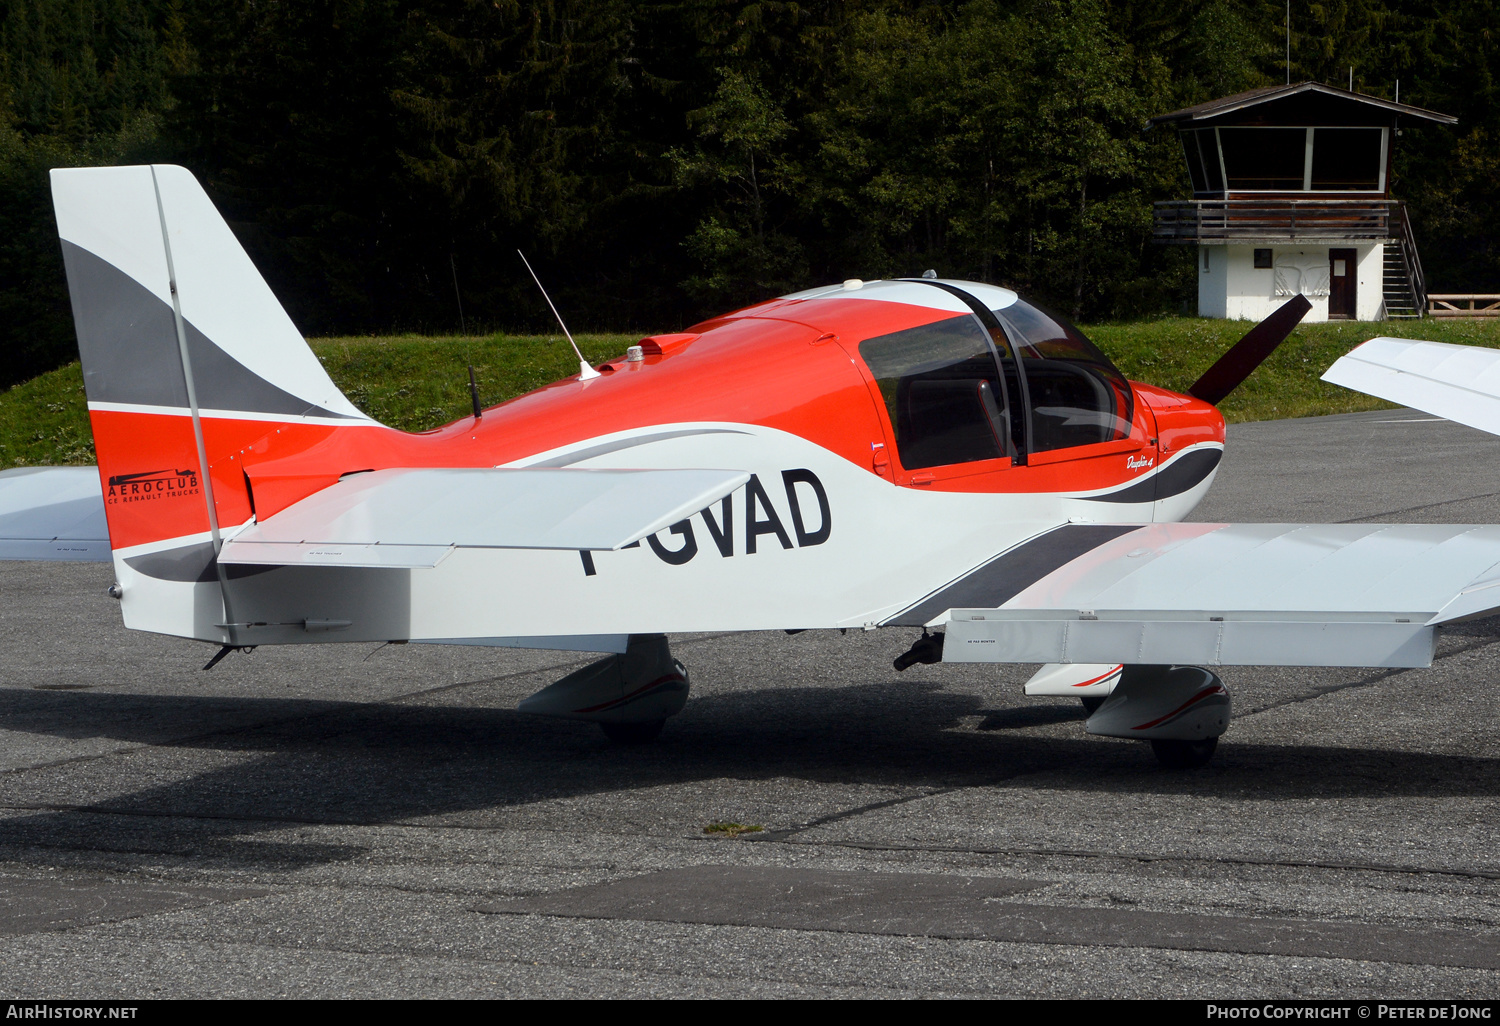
600 719 665 744
1080 697 1105 716
1150 737 1217 769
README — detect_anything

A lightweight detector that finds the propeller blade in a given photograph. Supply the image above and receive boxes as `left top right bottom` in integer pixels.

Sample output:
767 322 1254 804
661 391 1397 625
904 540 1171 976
1188 294 1312 406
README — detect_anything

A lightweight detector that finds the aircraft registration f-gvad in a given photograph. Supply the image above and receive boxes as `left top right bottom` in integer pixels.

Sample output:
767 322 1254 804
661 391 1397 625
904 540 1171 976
18 163 1500 768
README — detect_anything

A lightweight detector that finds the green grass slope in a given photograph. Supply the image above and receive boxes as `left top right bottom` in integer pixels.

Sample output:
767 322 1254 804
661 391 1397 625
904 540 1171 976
4 320 1500 471
0 333 636 470
1089 318 1500 423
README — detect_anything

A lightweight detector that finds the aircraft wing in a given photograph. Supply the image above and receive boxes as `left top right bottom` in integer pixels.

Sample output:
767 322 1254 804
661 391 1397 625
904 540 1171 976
0 466 110 561
913 522 1500 668
1322 336 1500 436
219 466 751 569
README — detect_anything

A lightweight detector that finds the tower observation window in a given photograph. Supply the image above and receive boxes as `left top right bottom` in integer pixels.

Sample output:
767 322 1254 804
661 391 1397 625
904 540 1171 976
1310 128 1383 190
1200 126 1386 193
1197 130 1224 191
1218 128 1307 191
1185 129 1224 194
1182 134 1207 193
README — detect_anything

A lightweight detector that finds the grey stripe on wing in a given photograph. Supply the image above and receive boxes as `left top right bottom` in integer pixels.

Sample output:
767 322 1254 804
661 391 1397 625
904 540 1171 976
883 523 1145 627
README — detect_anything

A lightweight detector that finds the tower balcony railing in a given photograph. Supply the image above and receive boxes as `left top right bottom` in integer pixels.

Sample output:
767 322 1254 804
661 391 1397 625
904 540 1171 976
1152 198 1404 243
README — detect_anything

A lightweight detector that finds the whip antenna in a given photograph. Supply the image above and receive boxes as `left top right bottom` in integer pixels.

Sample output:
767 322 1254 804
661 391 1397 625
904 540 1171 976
518 250 600 380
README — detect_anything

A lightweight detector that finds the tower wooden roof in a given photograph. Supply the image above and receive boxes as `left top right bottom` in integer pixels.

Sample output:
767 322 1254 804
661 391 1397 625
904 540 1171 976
1150 82 1456 127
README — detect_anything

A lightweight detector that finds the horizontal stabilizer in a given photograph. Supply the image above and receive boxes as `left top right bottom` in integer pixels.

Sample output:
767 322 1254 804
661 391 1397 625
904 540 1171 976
220 466 751 568
1322 337 1500 436
938 522 1500 668
0 467 110 562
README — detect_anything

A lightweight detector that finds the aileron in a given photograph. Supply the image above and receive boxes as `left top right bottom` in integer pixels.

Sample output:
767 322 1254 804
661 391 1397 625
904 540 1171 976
934 522 1500 667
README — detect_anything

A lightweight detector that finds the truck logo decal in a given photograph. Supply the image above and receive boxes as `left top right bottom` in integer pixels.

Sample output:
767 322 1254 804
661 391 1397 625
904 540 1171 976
105 468 199 504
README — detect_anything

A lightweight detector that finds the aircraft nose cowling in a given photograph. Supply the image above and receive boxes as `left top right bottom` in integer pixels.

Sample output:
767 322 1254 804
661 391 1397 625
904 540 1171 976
1133 382 1226 454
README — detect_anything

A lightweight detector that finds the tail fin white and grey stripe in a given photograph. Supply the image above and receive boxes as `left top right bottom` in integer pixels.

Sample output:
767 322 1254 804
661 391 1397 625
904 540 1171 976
50 164 369 422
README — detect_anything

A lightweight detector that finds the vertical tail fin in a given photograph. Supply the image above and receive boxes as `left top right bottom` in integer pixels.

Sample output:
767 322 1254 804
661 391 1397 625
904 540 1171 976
51 164 366 421
50 164 372 556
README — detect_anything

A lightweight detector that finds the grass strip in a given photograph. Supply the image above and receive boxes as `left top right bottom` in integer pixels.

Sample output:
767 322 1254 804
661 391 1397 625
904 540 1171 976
4 320 1499 470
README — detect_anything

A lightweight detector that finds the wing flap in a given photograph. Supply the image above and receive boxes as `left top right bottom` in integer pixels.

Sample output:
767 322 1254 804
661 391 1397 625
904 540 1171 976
1322 337 1500 436
931 522 1500 667
0 467 110 562
219 466 751 565
218 541 454 569
946 610 1435 668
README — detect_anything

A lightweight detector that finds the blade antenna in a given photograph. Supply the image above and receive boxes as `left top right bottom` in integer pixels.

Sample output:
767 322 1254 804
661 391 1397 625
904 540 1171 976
518 250 600 381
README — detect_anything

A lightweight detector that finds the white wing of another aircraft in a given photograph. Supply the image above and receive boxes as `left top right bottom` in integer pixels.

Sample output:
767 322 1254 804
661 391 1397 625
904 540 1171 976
220 466 751 569
0 466 110 562
1322 336 1500 435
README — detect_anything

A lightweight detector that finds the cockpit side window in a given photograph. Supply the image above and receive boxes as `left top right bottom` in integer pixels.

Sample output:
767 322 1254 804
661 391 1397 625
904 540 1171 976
998 301 1134 453
858 315 1014 470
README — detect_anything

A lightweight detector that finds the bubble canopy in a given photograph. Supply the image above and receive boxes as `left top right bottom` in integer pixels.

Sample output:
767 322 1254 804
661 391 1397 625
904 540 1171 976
856 287 1134 470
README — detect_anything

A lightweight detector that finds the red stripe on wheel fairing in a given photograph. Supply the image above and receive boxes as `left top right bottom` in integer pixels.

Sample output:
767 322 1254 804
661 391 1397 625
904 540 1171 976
573 672 688 714
1130 685 1227 730
1071 665 1123 688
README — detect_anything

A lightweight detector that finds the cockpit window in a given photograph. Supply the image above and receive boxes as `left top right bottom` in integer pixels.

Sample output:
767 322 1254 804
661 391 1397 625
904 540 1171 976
998 301 1133 453
858 315 1014 470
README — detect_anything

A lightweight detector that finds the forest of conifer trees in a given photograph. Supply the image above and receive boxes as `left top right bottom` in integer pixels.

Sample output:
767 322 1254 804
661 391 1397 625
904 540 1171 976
2 0 1498 388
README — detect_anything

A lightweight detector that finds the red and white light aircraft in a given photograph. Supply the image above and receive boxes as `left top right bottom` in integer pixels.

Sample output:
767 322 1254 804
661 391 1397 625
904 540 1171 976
9 163 1500 767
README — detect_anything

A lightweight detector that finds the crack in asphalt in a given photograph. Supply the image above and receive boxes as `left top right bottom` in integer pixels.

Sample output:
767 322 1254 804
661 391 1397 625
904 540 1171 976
1238 632 1500 719
760 838 1500 882
746 759 1066 844
1339 488 1500 525
743 787 964 843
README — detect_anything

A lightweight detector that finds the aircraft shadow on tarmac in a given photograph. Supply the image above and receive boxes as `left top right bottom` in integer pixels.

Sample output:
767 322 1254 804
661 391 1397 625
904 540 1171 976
975 705 1089 730
0 680 1498 872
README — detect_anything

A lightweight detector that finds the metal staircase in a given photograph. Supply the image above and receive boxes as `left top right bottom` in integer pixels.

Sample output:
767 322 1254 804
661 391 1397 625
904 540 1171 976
1383 204 1427 320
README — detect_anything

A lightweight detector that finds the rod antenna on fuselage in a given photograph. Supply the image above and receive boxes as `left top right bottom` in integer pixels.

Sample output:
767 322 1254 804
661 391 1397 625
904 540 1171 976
518 250 600 381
